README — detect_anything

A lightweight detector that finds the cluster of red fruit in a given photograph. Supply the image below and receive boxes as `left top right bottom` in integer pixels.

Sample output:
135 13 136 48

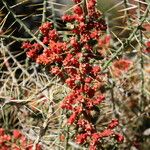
144 41 150 53
22 0 124 149
0 128 41 150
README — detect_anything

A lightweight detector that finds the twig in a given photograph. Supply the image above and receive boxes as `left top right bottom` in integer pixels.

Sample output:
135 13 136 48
50 0 57 29
64 125 69 150
123 0 131 25
0 34 34 41
42 0 47 24
137 0 145 112
33 116 50 150
83 0 88 16
57 109 64 150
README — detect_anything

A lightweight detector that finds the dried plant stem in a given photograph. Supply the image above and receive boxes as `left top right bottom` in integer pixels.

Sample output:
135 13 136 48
123 0 131 25
50 0 57 29
42 0 47 24
137 1 145 112
0 34 33 41
102 4 149 71
110 79 117 118
106 17 118 118
2 45 40 86
1 0 47 49
64 125 69 150
57 109 64 150
83 0 88 16
33 110 51 150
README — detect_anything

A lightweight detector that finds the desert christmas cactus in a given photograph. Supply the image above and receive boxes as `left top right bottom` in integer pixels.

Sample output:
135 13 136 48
21 0 131 149
0 128 41 150
1 0 150 149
